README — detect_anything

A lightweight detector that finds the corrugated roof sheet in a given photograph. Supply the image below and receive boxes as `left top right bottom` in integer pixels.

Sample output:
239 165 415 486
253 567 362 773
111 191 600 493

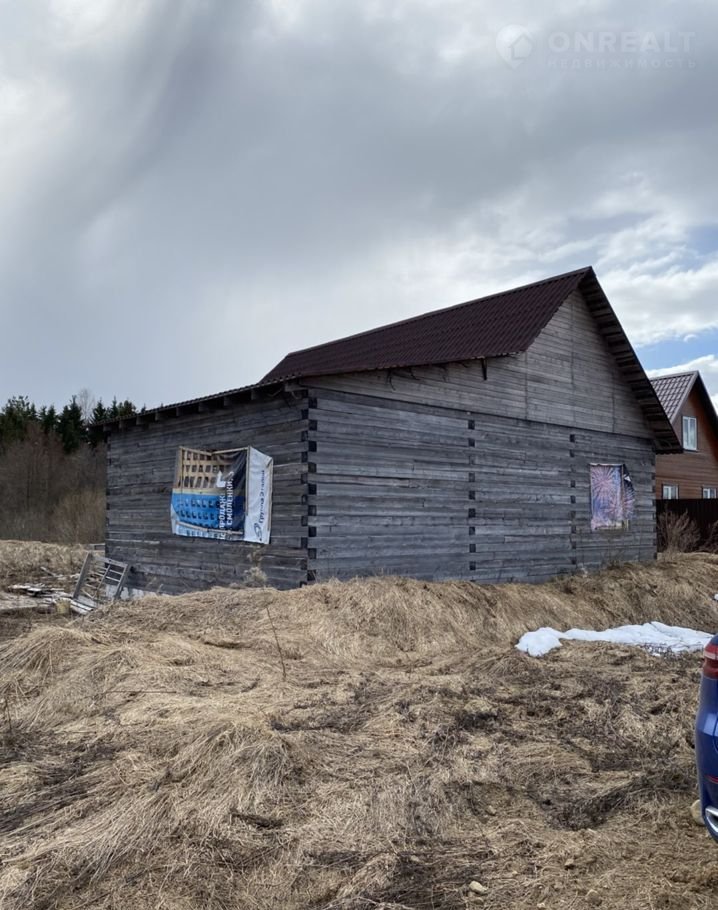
262 267 592 383
650 372 697 421
101 267 681 452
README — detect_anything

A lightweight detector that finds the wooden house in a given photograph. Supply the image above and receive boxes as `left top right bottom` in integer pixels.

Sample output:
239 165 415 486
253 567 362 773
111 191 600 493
652 371 718 500
102 267 679 592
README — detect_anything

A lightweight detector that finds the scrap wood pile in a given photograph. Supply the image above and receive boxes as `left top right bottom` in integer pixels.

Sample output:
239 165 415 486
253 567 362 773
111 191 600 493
2 584 67 611
0 542 86 639
0 540 86 588
1 552 718 909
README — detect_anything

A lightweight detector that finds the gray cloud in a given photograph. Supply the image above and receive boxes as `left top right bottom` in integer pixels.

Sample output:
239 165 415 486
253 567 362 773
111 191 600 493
0 0 717 407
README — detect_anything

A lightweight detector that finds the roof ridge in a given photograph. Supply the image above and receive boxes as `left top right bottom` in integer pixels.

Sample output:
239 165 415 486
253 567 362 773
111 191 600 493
279 266 593 360
651 370 699 381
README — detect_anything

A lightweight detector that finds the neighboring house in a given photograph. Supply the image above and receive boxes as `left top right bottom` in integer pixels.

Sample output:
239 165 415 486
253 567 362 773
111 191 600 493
652 371 718 500
101 266 679 592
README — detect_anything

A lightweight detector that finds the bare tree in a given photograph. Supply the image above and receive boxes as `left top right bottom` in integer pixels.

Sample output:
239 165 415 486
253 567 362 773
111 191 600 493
0 424 105 543
76 388 97 425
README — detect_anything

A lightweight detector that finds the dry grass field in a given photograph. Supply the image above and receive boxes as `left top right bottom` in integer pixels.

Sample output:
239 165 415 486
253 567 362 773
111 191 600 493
0 540 86 588
0 541 85 643
2 546 718 909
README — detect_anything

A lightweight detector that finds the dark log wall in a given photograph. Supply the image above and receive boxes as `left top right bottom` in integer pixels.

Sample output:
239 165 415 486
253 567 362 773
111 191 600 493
304 290 656 583
106 394 308 592
105 289 658 590
656 385 718 499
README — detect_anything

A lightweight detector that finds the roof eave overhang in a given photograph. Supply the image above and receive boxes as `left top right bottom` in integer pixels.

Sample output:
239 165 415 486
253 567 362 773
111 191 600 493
267 350 520 387
97 379 286 434
694 373 718 442
578 270 682 454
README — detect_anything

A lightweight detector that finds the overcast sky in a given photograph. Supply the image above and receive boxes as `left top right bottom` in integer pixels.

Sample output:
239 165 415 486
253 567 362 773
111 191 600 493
1 0 717 411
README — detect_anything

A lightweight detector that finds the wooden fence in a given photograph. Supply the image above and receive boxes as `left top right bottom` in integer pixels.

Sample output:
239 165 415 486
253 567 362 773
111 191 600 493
656 498 718 547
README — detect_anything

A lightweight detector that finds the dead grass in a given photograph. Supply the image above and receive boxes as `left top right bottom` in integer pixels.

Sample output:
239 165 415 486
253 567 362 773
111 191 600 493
48 488 105 545
0 540 86 642
658 511 702 554
1 552 718 909
0 540 86 587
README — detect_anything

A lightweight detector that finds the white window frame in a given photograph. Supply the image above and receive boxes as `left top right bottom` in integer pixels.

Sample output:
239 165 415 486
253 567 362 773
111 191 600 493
683 415 698 451
662 484 679 500
704 487 717 499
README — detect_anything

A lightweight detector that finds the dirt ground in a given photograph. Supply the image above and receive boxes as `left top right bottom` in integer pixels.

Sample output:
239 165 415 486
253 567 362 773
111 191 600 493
2 548 718 909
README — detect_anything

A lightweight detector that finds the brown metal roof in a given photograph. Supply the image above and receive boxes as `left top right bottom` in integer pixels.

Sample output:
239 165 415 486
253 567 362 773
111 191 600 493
101 266 681 452
262 267 592 383
650 372 698 421
651 370 718 445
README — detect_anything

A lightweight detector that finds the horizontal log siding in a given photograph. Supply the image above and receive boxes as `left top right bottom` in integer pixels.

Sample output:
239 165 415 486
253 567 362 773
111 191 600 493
106 395 308 592
305 290 656 583
305 391 654 583
527 290 652 439
305 391 471 581
105 289 656 590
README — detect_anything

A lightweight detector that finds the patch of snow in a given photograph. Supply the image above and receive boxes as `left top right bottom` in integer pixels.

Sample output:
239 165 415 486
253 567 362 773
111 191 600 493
517 622 713 658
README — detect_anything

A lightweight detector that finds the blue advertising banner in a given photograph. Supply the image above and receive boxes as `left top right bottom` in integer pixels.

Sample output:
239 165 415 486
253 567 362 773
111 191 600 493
170 446 273 543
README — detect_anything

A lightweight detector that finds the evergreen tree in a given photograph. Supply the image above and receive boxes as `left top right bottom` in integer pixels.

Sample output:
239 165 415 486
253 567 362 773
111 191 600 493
88 400 109 448
116 399 137 418
39 405 58 435
57 397 86 453
0 391 137 452
0 396 37 448
91 400 108 424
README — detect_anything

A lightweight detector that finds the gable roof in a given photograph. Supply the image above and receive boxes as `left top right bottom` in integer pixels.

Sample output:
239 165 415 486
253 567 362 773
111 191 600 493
651 371 718 442
650 372 697 421
101 267 680 452
260 266 679 452
262 267 591 383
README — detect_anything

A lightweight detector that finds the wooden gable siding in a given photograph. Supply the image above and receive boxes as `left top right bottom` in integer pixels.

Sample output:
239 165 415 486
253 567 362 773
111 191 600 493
302 289 656 583
656 386 718 499
525 290 652 439
302 290 652 438
105 395 308 592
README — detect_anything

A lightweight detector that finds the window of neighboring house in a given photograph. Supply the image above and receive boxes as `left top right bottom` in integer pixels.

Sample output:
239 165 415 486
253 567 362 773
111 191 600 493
663 484 680 500
683 415 698 451
704 487 718 499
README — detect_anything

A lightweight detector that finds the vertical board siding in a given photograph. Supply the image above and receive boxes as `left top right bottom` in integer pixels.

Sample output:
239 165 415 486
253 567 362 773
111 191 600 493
656 499 718 544
106 396 308 592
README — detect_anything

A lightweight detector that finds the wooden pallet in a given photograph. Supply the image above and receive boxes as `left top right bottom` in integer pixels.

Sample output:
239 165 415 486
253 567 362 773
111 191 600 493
71 553 130 615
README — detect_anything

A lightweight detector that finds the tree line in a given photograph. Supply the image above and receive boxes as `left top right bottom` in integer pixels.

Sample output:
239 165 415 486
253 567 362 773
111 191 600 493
0 394 137 452
0 391 137 544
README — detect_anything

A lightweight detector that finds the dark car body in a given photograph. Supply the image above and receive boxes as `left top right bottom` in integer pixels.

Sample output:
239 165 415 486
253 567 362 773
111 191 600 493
696 635 718 840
